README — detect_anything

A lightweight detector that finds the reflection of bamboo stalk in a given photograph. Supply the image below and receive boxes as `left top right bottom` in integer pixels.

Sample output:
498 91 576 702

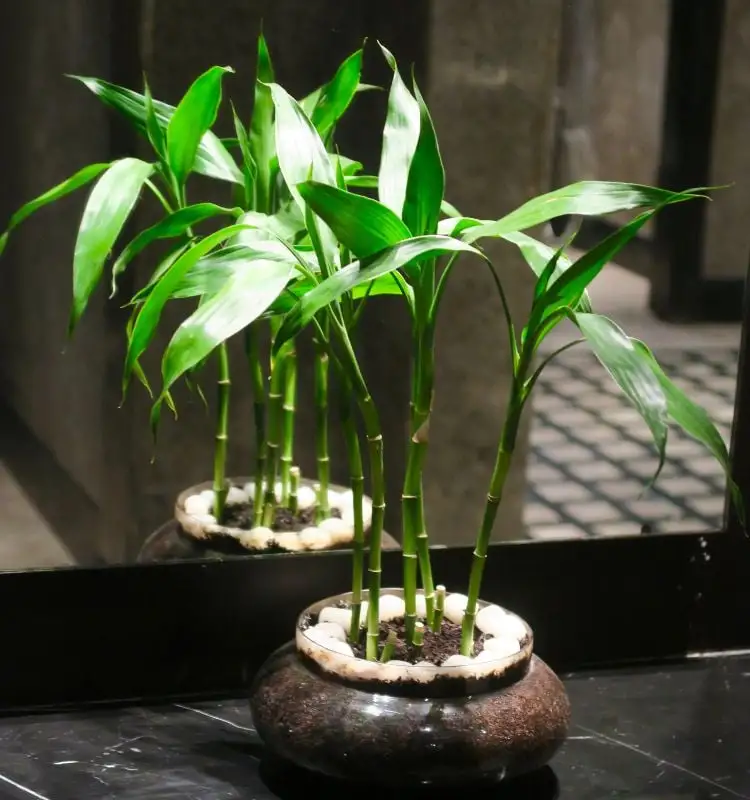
314 334 330 522
245 326 266 527
280 349 297 505
212 343 231 522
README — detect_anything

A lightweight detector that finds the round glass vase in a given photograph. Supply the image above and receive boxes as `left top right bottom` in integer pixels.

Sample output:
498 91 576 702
249 589 570 787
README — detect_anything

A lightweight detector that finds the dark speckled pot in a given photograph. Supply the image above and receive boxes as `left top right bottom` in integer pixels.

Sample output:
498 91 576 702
250 594 570 787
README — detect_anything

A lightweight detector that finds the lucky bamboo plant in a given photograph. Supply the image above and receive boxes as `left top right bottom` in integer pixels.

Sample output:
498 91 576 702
0 35 377 543
2 40 742 660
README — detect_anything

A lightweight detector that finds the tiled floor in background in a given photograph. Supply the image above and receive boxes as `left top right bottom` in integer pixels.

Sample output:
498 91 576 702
524 259 740 540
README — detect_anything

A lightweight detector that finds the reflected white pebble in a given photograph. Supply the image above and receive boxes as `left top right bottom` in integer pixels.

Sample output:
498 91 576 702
299 527 333 550
274 532 303 552
184 494 211 516
296 485 317 511
319 517 354 544
476 605 506 634
379 594 406 621
238 526 274 550
312 622 347 642
226 486 248 505
319 606 352 631
443 593 469 624
483 635 521 658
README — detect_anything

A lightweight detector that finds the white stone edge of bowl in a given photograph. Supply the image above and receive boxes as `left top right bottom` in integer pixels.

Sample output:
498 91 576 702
175 479 373 553
296 591 533 684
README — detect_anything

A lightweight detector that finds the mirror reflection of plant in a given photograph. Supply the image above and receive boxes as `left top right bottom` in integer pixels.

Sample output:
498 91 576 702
0 34 375 534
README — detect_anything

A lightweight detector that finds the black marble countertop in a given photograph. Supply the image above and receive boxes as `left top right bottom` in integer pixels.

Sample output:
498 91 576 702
0 655 748 799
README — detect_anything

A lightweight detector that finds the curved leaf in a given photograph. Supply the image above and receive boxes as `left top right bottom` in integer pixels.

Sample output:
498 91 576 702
298 181 411 258
345 174 378 189
632 340 744 524
462 182 704 243
124 224 251 386
0 162 110 257
249 33 276 212
111 203 240 295
167 66 233 186
575 313 668 483
275 235 482 351
70 75 243 185
161 258 295 393
71 158 154 331
403 80 444 237
378 44 420 219
310 48 364 139
143 79 166 160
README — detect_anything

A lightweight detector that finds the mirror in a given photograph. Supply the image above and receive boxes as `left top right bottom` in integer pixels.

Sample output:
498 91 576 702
0 0 744 571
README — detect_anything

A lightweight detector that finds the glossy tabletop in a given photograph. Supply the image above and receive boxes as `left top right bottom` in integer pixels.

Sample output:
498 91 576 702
0 655 747 799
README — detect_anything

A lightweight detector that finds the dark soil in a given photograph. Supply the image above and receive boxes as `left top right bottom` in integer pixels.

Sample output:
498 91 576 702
219 488 341 532
346 617 485 666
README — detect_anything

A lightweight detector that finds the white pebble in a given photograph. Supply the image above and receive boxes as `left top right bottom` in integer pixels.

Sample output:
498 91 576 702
200 489 215 503
274 481 284 502
443 593 469 624
473 649 498 663
413 660 438 682
225 486 248 505
238 526 274 550
319 516 354 544
242 481 258 497
415 594 427 619
327 489 343 509
478 607 527 641
483 635 521 658
442 654 473 667
476 605 507 634
274 531 303 552
305 626 337 649
192 513 217 525
382 659 411 682
319 606 352 631
312 622 347 642
325 639 354 658
296 485 317 511
184 494 211 516
350 658 380 680
299 527 333 550
378 594 406 621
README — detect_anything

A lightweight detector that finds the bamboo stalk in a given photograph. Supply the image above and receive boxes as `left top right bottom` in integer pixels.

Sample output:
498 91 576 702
280 348 297 505
433 584 446 630
245 326 266 527
212 343 231 522
379 630 397 663
261 350 288 527
459 388 524 655
314 335 330 523
340 384 365 643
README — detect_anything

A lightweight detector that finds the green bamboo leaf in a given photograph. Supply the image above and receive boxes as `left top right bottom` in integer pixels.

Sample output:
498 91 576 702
70 75 243 185
268 83 337 209
310 48 364 139
233 207 305 247
275 235 482 351
249 32 276 212
143 79 166 160
161 258 295 393
268 272 404 315
537 211 654 320
403 80 444 237
533 244 566 304
232 103 256 206
440 199 461 218
0 162 110 257
110 203 240 295
124 224 251 387
438 215 592 313
167 66 233 186
298 181 411 258
345 174 378 189
71 158 154 331
332 154 364 176
377 44 420 219
462 182 704 243
575 313 668 482
168 246 267 300
632 340 744 523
